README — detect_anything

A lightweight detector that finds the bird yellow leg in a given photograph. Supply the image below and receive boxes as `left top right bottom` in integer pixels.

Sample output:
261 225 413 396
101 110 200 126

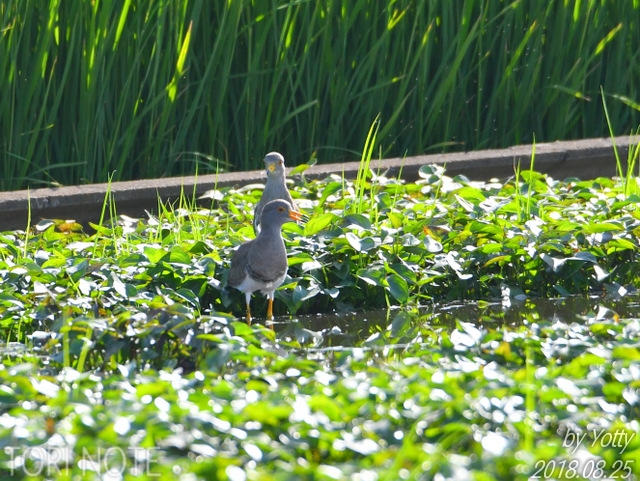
246 301 252 326
266 298 275 330
243 293 254 325
266 298 274 320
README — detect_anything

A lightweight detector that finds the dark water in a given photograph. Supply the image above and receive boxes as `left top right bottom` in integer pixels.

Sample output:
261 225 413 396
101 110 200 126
277 294 640 348
4 295 637 358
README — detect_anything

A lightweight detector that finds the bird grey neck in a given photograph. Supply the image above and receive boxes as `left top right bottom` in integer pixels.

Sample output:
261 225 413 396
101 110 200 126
267 170 286 182
257 224 284 240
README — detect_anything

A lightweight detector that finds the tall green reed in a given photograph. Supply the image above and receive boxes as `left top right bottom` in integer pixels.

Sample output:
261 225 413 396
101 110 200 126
1 0 639 191
513 137 537 222
603 88 640 197
353 115 380 215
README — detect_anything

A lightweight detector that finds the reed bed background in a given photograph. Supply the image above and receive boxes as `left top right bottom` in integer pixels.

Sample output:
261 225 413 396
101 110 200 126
1 0 639 191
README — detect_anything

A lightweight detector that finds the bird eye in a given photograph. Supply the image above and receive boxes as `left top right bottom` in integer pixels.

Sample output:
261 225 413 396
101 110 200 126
277 206 285 212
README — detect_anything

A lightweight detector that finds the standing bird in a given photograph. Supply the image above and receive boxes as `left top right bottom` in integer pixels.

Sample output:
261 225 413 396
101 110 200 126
253 152 298 235
228 199 302 325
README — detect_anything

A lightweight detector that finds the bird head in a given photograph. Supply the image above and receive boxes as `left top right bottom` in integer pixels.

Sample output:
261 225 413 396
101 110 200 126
264 152 285 174
260 199 302 229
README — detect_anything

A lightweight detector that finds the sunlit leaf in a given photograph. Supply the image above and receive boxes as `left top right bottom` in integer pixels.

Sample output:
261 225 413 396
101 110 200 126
317 181 343 206
581 222 623 234
343 214 371 230
163 248 191 265
304 212 338 236
612 346 640 360
345 232 362 252
423 235 443 253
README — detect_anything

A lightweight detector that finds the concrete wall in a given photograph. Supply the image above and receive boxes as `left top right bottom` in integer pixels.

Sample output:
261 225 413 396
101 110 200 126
0 136 636 231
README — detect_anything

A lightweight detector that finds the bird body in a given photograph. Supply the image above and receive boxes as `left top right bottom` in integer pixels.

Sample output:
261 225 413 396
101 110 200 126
253 152 298 235
228 199 301 324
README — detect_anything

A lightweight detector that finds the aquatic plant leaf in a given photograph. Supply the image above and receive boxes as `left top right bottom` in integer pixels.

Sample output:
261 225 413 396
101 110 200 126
163 248 192 265
289 161 314 176
456 186 487 203
540 251 597 272
143 246 167 263
343 214 371 230
359 237 379 252
308 394 343 422
316 181 343 206
455 194 476 213
552 220 581 232
346 232 362 252
581 222 623 234
423 235 443 253
459 322 483 342
418 164 445 179
475 243 503 255
469 221 504 239
450 329 476 349
304 213 338 236
388 311 413 338
300 260 323 272
612 346 640 360
357 267 385 286
570 251 598 263
593 265 610 281
387 273 409 304
606 238 637 251
388 212 404 228
66 259 89 281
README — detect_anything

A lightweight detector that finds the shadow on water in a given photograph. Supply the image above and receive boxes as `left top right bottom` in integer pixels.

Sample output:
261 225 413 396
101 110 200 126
278 294 640 349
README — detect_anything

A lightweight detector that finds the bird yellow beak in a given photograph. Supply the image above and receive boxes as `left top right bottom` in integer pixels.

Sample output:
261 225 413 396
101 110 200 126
288 210 303 221
267 163 277 172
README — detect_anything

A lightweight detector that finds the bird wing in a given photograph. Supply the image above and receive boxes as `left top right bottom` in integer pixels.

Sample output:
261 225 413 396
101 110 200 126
253 197 266 234
227 241 253 288
246 238 287 283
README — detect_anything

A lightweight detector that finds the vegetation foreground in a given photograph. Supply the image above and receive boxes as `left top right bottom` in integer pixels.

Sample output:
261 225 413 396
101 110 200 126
1 161 640 480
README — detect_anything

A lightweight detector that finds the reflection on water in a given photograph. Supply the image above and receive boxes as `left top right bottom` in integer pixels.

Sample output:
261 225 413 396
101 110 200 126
3 294 638 358
279 294 640 348
432 294 628 327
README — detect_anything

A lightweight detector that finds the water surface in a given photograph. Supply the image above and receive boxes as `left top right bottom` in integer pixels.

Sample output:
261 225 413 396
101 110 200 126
278 294 639 348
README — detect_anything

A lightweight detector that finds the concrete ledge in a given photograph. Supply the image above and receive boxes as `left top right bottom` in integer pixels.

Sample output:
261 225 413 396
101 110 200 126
0 136 636 231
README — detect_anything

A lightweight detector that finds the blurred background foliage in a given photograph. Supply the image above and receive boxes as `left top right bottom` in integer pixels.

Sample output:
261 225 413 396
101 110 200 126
1 0 639 191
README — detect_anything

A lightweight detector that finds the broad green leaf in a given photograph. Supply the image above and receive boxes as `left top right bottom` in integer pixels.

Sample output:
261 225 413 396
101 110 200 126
357 267 385 286
387 273 409 303
345 232 362 252
388 212 404 228
308 395 343 422
612 346 640 360
343 214 372 230
469 221 503 238
476 242 503 254
162 248 191 265
455 186 486 203
317 181 343 206
581 222 623 234
143 246 166 264
484 255 512 268
606 238 637 251
423 235 443 253
304 213 338 236
290 160 316 175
